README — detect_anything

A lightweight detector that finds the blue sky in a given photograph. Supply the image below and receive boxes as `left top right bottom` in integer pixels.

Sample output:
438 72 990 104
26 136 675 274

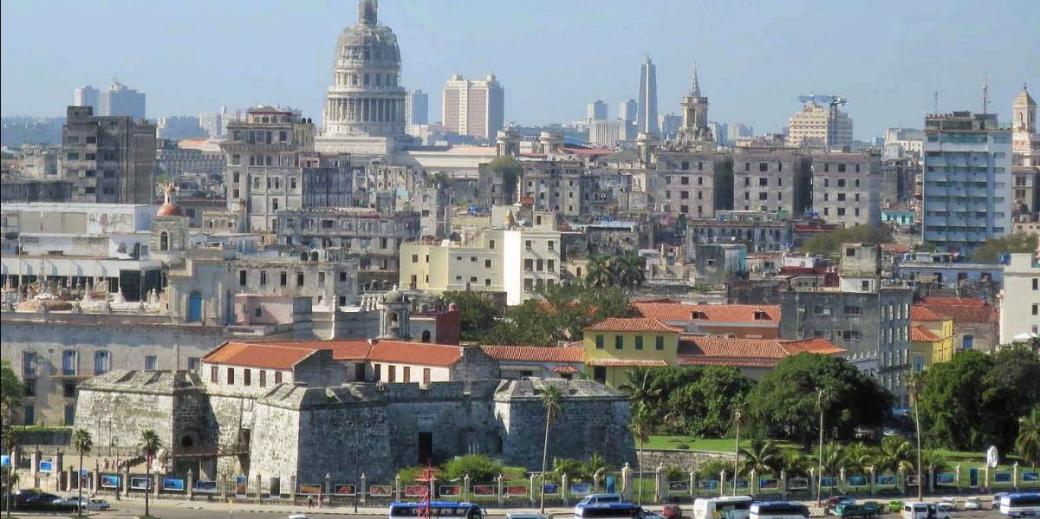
2 0 1037 138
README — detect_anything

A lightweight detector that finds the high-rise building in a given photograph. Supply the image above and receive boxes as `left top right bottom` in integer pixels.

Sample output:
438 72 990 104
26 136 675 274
588 119 624 147
728 123 754 143
586 100 608 122
618 99 637 124
73 86 99 113
61 106 156 204
316 0 408 155
811 152 882 227
406 89 429 126
636 56 659 136
922 110 1012 253
787 100 852 148
99 81 146 120
198 111 223 138
442 74 505 141
157 116 206 140
658 113 682 140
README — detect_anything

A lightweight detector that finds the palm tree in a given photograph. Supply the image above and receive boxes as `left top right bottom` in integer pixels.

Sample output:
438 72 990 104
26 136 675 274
816 444 848 475
72 429 93 517
583 453 608 488
613 253 646 289
738 439 784 476
138 430 162 518
539 384 563 514
1017 407 1040 467
781 450 813 478
629 403 653 505
618 368 661 413
873 436 915 475
585 255 615 288
843 442 876 476
908 371 925 500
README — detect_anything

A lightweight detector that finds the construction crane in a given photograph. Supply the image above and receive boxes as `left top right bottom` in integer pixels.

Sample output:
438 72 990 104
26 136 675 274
799 94 847 119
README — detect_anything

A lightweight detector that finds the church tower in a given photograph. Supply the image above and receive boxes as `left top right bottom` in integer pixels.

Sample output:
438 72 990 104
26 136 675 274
679 66 713 144
1012 83 1037 164
379 286 411 339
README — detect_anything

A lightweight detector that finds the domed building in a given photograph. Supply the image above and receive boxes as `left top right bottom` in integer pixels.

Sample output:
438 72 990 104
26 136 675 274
316 0 412 156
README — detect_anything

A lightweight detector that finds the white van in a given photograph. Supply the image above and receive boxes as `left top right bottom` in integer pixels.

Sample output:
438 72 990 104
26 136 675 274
693 496 754 519
901 502 951 519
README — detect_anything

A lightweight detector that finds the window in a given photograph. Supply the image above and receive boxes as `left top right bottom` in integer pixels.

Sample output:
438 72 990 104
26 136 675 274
227 367 235 385
280 271 288 286
275 371 283 384
655 336 664 350
615 336 623 350
211 366 219 383
635 336 644 350
239 270 247 286
1034 278 1038 291
388 365 396 383
63 382 77 398
403 367 411 383
423 368 431 385
24 380 35 397
297 272 304 286
23 405 34 425
243 369 251 386
525 240 532 250
489 240 495 250
94 351 110 376
595 335 604 349
145 356 158 371
1033 304 1038 316
62 350 77 376
259 370 267 388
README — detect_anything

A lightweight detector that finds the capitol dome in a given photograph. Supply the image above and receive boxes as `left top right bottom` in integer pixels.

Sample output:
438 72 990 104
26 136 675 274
156 184 183 217
322 0 407 140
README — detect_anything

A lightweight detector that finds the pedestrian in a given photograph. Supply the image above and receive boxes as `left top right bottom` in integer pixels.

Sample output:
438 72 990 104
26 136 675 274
308 495 314 508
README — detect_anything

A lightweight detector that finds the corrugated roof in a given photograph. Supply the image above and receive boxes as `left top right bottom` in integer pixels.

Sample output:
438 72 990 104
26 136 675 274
584 317 682 333
202 342 317 370
634 302 781 323
480 345 584 363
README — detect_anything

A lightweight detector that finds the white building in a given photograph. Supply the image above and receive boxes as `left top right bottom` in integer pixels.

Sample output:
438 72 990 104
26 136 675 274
999 253 1040 345
921 111 1012 253
787 101 853 148
442 74 505 141
588 119 624 147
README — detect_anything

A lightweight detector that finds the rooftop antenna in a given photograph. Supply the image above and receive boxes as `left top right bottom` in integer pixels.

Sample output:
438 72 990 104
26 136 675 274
933 91 939 114
982 75 990 115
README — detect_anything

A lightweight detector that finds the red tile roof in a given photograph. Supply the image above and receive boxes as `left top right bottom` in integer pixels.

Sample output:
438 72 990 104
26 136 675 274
480 345 585 363
634 303 781 323
921 297 986 307
677 336 844 369
910 305 948 322
203 342 317 370
910 326 942 342
584 317 682 333
258 340 372 361
926 304 997 324
366 341 463 367
585 358 670 368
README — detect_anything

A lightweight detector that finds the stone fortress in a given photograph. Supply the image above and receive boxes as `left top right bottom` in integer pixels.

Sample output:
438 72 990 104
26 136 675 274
74 370 636 488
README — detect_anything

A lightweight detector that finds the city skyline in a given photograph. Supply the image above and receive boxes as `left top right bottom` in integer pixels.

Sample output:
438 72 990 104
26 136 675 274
1 0 1037 138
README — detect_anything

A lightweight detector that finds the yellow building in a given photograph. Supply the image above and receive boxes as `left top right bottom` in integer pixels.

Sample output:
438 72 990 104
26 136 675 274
909 305 955 368
581 317 681 387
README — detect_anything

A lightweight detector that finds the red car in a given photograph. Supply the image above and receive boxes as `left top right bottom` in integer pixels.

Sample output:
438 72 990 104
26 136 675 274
661 505 684 519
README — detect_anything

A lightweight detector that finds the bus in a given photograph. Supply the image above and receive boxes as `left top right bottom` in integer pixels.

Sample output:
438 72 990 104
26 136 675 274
749 502 810 519
389 501 484 519
574 501 644 519
693 496 754 519
999 493 1040 518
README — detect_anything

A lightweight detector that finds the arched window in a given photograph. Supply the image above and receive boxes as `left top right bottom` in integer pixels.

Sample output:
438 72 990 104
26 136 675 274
421 330 432 343
159 231 169 251
94 351 110 375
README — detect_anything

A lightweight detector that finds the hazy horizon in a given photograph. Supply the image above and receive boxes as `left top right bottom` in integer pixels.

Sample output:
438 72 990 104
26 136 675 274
2 0 1037 138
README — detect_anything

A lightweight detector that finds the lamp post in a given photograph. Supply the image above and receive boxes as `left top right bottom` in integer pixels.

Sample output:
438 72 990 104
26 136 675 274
816 388 826 506
733 409 742 496
353 427 360 514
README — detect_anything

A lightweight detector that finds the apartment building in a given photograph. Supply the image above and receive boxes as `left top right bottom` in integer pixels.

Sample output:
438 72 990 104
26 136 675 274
811 152 882 227
61 106 156 204
732 147 812 215
654 150 733 218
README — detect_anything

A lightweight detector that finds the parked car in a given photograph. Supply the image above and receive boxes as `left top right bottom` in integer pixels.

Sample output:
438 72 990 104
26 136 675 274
661 504 684 519
506 514 545 519
993 493 1009 509
85 498 111 511
826 495 856 511
832 502 880 518
902 502 951 519
963 498 981 511
936 503 956 515
640 512 665 519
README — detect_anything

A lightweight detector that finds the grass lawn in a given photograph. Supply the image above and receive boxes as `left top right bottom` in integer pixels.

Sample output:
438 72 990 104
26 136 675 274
644 436 798 452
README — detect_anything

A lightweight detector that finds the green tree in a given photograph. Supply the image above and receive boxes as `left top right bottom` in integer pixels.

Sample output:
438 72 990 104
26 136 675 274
780 450 813 477
872 436 915 475
738 439 783 476
982 346 1040 453
538 384 563 513
138 430 162 518
1 359 24 425
582 453 608 485
483 284 635 345
551 457 584 482
585 255 615 288
917 351 994 450
970 233 1038 262
1017 407 1040 467
612 253 646 289
842 443 876 475
815 443 848 474
440 455 503 482
441 291 501 341
72 429 93 516
746 354 892 446
619 368 664 417
799 225 893 258
486 156 523 203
